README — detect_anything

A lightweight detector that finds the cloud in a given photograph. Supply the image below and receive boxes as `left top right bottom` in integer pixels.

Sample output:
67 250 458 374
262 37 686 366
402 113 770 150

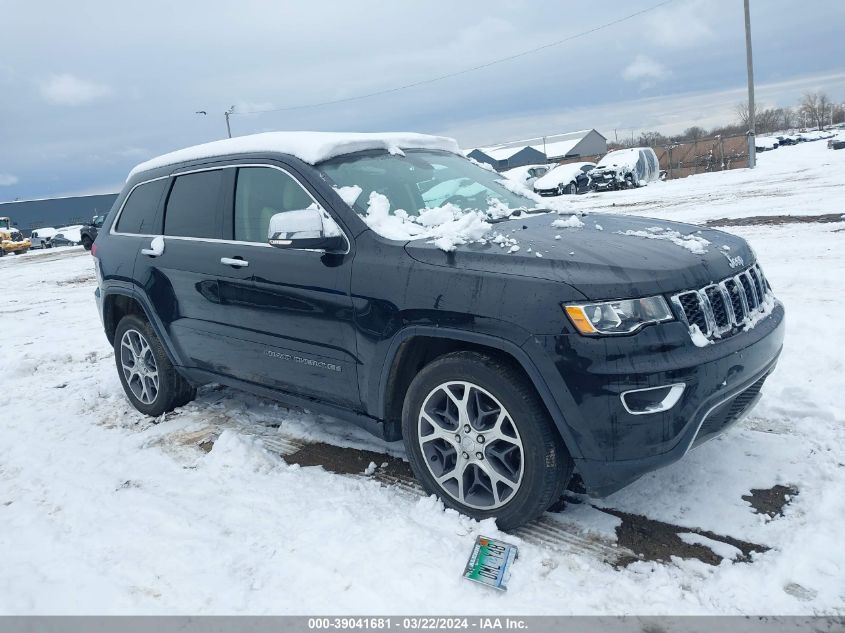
622 55 670 87
0 173 19 186
39 73 111 106
647 1 715 49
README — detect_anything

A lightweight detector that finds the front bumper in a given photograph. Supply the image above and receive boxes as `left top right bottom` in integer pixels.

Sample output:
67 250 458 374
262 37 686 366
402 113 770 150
523 300 785 496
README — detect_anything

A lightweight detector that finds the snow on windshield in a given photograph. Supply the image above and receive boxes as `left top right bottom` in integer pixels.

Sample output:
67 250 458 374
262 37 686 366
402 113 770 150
323 150 563 251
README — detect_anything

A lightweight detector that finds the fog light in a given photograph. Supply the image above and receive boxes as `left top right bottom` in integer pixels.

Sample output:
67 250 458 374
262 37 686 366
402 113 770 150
621 383 685 415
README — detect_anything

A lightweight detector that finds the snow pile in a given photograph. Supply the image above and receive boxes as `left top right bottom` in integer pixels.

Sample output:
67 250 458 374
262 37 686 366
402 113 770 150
127 131 461 180
490 233 520 253
551 215 585 229
204 430 281 475
334 185 363 207
357 192 427 241
617 226 711 254
56 225 84 243
496 177 543 203
357 192 493 252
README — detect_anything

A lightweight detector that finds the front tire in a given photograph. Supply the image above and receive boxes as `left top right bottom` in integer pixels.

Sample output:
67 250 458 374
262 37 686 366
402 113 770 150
566 181 578 195
81 236 93 250
402 351 572 530
114 314 196 416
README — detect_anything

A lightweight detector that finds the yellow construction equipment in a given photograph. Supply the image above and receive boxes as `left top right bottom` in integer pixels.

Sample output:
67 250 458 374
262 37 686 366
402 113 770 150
0 216 32 256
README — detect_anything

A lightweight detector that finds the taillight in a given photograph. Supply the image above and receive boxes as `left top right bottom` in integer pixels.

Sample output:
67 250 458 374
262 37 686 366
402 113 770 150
91 243 97 257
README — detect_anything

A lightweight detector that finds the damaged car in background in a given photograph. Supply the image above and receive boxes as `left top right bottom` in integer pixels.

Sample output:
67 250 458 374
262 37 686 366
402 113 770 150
532 161 596 196
589 147 660 191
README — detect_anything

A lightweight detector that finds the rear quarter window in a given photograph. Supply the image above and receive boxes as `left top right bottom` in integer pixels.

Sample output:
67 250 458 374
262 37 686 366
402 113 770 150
115 179 167 234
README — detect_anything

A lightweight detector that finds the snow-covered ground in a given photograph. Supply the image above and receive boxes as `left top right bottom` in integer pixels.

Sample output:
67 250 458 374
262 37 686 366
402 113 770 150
566 136 845 224
1 139 844 615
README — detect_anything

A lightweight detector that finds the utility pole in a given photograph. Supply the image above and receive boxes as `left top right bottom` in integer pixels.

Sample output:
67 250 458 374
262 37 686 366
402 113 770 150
224 105 235 138
744 0 756 168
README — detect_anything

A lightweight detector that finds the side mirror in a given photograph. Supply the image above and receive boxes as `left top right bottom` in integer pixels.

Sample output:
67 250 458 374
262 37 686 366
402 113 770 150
267 208 346 253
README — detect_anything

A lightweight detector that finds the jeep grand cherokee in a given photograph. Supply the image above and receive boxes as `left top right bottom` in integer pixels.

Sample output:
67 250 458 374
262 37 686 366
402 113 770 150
93 132 784 529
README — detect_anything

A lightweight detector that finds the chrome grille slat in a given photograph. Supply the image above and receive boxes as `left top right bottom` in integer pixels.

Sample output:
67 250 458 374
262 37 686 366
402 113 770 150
672 265 773 343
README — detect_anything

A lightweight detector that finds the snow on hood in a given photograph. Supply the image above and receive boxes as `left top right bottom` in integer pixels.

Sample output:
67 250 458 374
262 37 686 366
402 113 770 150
127 131 461 180
533 162 594 189
404 213 753 300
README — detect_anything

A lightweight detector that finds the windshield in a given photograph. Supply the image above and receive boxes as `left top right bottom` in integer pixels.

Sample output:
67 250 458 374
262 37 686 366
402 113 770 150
318 150 537 217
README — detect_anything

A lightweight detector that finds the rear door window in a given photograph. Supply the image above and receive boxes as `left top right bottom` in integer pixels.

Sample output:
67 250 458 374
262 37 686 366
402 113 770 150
164 170 225 239
116 179 167 234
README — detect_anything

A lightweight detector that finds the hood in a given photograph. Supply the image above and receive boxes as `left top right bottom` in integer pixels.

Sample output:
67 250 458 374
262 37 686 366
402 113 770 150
404 212 754 300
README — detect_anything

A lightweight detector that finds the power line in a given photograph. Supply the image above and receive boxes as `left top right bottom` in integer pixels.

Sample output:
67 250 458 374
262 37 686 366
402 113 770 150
232 0 676 116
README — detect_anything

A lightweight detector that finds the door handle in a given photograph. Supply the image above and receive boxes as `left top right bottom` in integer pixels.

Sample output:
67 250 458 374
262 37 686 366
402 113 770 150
220 257 249 268
141 236 165 257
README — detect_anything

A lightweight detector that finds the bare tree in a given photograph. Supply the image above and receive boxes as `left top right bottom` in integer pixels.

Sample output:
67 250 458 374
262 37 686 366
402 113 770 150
637 131 669 147
833 104 845 126
800 92 831 130
682 126 706 141
736 102 759 129
780 107 795 130
757 108 781 135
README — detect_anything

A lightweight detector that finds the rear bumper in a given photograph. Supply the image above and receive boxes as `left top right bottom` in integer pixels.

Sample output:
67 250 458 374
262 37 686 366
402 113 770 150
523 301 785 496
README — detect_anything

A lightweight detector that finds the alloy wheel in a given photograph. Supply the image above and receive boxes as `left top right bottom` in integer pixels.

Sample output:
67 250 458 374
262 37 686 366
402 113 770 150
120 328 159 405
417 381 524 510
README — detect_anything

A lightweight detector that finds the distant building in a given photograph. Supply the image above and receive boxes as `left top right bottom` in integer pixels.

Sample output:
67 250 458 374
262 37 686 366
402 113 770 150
466 145 546 171
467 129 608 171
0 193 118 235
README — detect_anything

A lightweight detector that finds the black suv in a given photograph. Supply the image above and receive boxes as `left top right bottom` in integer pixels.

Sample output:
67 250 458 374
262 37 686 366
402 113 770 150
80 214 105 250
93 132 784 529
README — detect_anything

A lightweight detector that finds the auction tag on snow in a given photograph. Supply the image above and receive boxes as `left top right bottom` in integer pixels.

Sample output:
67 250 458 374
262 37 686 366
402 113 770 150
462 535 518 591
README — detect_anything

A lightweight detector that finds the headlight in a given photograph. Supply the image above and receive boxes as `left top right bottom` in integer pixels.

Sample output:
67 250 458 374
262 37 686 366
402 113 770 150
564 296 673 335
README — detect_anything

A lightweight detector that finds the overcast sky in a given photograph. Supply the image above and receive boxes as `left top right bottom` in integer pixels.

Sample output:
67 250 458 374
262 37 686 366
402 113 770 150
1 0 844 201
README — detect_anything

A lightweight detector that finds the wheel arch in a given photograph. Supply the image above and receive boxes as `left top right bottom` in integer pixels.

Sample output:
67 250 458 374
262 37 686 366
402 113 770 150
376 327 582 457
101 287 183 368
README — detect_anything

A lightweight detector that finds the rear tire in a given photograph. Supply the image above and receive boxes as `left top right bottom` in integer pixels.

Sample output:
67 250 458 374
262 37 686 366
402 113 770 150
81 236 93 250
566 181 578 195
402 351 572 530
114 314 196 416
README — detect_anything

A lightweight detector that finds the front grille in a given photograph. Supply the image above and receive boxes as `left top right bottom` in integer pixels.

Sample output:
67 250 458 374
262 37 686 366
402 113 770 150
704 286 730 329
739 273 758 310
672 264 773 342
695 376 766 444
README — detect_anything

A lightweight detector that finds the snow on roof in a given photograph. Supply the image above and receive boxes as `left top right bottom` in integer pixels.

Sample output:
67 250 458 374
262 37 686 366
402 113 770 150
470 129 601 162
127 131 461 180
531 138 582 159
475 145 533 160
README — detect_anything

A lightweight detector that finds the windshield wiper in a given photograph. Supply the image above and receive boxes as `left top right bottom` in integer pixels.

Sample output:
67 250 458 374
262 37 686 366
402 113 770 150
487 207 547 223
